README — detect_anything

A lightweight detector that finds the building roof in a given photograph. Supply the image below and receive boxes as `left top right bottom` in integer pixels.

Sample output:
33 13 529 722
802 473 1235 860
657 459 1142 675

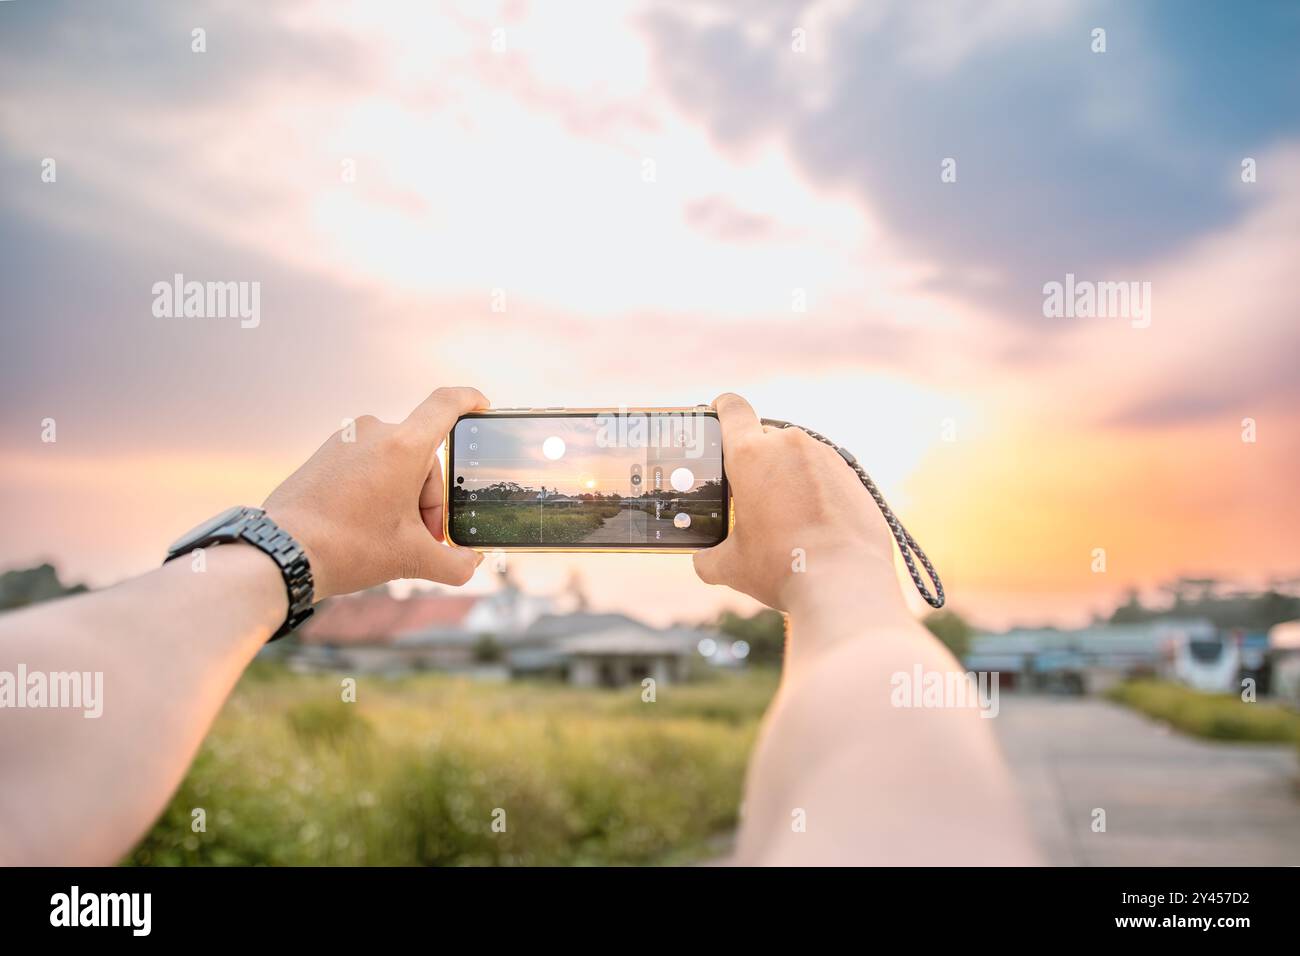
523 611 653 640
300 591 479 646
300 591 692 654
969 619 1216 657
963 653 1030 673
558 626 695 657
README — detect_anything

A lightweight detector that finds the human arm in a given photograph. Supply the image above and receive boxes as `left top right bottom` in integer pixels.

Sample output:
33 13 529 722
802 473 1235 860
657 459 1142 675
693 393 1040 865
0 387 486 865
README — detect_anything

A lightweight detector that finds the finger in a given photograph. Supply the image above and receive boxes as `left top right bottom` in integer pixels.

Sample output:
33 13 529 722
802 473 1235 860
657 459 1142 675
403 386 490 443
692 540 735 586
426 455 452 541
712 392 762 452
409 530 483 586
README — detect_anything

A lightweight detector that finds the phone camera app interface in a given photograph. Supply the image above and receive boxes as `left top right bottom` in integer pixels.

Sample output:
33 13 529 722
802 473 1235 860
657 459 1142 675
450 413 725 548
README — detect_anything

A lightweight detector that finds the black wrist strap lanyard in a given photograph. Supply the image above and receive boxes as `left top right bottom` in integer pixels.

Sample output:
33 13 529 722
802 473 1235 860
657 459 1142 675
759 419 946 610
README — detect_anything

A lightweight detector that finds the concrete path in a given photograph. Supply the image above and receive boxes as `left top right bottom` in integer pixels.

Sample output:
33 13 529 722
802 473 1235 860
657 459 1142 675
580 508 645 543
992 695 1300 865
579 508 706 545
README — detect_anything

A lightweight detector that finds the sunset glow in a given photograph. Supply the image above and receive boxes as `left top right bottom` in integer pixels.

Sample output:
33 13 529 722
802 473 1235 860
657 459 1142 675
2 1 1297 628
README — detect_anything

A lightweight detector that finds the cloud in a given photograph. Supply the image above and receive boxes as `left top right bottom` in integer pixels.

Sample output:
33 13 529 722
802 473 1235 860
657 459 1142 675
0 0 369 105
683 196 778 241
640 0 1300 320
2 1 1298 623
1074 143 1300 429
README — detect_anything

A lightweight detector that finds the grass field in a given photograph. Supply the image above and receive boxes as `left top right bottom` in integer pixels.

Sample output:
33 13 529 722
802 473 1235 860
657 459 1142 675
450 502 619 544
128 666 779 866
1106 679 1300 744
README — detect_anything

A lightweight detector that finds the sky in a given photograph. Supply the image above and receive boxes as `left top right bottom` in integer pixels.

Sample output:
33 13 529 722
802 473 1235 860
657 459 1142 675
1 0 1298 629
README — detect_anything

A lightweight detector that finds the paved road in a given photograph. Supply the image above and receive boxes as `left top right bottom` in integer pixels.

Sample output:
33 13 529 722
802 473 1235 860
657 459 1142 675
579 508 707 545
993 695 1300 865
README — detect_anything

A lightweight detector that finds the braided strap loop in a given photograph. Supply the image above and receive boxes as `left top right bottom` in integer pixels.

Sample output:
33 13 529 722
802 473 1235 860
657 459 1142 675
758 418 945 610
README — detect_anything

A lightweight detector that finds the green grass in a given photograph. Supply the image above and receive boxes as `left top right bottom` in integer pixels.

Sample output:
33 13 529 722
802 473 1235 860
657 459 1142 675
127 667 779 866
1106 679 1300 744
451 502 615 544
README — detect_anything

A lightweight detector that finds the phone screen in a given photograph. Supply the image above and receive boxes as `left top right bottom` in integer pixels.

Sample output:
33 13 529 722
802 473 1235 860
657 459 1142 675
447 411 727 549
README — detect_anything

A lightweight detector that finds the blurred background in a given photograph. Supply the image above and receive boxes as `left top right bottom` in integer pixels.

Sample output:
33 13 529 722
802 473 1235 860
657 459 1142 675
2 1 1299 865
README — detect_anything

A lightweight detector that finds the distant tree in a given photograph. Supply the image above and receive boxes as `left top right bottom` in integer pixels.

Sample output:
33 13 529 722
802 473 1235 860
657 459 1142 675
923 610 973 660
716 609 786 667
473 635 503 664
1248 590 1300 631
472 481 525 500
1109 589 1150 623
1106 582 1299 631
0 563 86 612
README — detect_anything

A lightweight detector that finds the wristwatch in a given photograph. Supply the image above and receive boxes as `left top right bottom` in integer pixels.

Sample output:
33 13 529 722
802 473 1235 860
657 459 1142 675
164 506 314 641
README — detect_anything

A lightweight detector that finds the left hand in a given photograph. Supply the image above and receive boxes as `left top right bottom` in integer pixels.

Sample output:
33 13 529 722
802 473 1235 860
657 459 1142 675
263 386 488 600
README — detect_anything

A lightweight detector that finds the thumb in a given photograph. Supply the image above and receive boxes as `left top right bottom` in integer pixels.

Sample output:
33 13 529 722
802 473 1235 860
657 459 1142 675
692 540 734 586
408 529 483 587
403 386 489 445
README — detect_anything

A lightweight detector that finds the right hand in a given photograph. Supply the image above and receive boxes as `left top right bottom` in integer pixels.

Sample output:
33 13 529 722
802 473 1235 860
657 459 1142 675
693 393 906 613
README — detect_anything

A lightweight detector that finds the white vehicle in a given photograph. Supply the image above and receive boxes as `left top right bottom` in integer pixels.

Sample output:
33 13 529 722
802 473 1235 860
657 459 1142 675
1163 623 1239 693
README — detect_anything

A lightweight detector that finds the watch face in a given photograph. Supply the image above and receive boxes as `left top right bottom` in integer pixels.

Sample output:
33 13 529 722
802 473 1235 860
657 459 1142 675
168 505 249 553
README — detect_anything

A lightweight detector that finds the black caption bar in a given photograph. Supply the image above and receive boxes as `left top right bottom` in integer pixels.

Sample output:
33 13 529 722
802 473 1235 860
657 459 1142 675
0 866 1281 942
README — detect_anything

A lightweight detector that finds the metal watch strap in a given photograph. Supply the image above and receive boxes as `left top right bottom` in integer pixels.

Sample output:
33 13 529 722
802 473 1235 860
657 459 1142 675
235 515 315 641
166 509 314 642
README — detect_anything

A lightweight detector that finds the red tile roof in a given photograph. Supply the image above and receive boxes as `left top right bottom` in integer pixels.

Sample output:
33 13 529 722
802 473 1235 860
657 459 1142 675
300 591 480 646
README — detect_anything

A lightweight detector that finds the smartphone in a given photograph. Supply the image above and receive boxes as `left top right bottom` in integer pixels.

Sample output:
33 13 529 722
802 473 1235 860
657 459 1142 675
444 407 729 552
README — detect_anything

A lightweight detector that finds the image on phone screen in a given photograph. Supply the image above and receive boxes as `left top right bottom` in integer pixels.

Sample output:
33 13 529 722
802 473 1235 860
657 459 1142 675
447 411 727 549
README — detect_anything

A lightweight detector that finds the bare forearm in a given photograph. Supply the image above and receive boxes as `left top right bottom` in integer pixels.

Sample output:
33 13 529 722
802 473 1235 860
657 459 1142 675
0 387 485 866
0 545 283 865
735 577 1040 866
